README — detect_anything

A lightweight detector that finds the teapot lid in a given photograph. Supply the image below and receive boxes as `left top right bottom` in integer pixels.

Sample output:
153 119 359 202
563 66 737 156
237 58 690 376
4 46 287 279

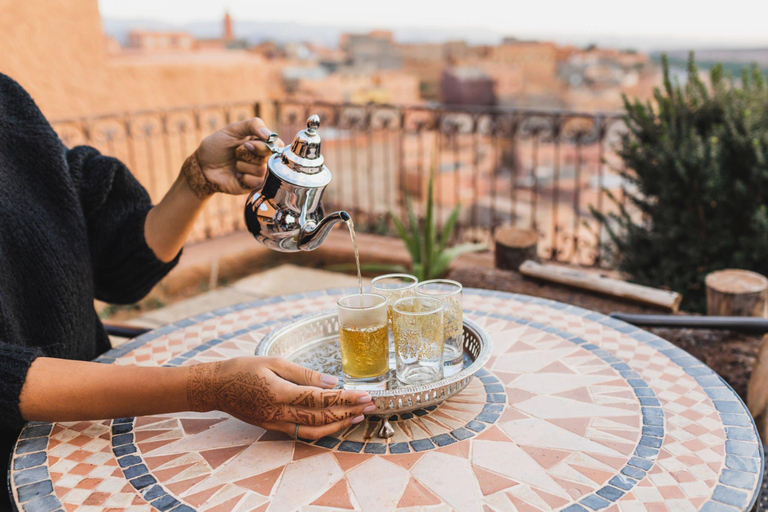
268 114 331 188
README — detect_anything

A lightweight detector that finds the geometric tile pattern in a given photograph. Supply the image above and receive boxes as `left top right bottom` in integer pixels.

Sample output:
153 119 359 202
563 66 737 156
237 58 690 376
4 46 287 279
9 288 763 511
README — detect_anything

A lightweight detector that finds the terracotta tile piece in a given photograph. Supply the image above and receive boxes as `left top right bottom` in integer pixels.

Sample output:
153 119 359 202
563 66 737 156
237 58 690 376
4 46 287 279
183 483 226 507
472 465 518 496
310 478 356 509
234 466 284 496
384 452 426 470
333 452 372 472
180 418 226 436
166 474 209 495
397 477 443 507
200 444 250 469
519 446 571 470
292 443 328 461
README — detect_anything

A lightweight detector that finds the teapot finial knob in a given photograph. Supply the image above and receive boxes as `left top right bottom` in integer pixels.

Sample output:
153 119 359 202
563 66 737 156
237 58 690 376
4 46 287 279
306 115 320 135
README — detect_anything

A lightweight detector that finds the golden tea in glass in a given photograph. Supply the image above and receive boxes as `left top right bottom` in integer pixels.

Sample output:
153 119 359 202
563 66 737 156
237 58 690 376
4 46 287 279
337 293 389 389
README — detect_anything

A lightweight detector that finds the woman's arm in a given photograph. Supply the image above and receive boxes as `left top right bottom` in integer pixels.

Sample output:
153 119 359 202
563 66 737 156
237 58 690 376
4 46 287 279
20 356 373 440
144 117 281 262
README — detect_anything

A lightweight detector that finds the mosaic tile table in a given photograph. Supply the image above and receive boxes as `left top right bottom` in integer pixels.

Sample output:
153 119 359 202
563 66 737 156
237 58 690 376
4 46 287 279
9 289 764 512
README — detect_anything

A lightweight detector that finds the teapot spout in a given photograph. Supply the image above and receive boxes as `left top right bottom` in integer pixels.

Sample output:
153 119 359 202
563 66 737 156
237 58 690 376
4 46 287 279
298 211 351 251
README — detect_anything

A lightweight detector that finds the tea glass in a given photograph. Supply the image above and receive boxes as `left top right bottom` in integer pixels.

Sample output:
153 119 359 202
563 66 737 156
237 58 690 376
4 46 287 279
337 293 390 389
370 274 419 365
415 279 464 375
392 296 444 385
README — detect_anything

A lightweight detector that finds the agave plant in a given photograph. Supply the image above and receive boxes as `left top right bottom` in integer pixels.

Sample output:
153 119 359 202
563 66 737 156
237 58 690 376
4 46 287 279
390 176 486 281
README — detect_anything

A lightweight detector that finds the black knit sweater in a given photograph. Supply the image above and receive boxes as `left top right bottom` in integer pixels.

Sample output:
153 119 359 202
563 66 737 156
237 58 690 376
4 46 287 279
0 75 180 475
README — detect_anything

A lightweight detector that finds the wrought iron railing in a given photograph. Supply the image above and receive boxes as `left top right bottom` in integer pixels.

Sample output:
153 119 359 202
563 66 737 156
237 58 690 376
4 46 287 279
52 100 627 267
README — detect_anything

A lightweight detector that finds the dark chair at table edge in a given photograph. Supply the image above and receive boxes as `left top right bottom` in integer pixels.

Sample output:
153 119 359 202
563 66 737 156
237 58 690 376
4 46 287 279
103 322 151 339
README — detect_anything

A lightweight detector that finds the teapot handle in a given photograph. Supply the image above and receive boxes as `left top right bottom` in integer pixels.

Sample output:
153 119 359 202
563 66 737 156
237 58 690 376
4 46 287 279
262 133 282 155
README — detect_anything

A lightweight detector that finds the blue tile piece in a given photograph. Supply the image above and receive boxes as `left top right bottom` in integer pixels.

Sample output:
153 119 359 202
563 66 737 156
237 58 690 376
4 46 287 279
111 433 134 446
451 428 473 441
719 469 755 490
111 422 132 434
642 416 662 427
20 425 52 439
338 441 364 453
13 466 48 487
712 485 748 508
152 494 180 511
410 439 435 452
431 434 456 447
413 409 428 417
696 375 725 387
707 388 736 400
16 480 54 503
641 407 662 417
628 457 653 471
118 454 142 468
596 485 624 501
725 454 760 473
399 413 414 420
21 494 60 512
715 401 744 414
483 403 504 413
16 438 47 455
476 412 499 423
123 464 149 479
725 440 760 458
621 466 646 480
389 442 410 454
725 427 755 442
642 426 663 437
639 436 662 448
364 443 386 454
315 436 341 449
721 413 751 427
608 475 635 491
466 420 486 432
634 387 653 397
170 506 195 512
131 474 157 490
580 494 611 510
700 503 738 512
14 452 46 470
113 444 137 457
487 394 506 403
483 384 504 393
562 504 589 512
633 446 659 459
142 485 166 501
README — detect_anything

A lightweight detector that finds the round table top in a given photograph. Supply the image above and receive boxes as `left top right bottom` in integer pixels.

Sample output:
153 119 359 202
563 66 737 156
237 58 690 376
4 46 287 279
9 288 764 512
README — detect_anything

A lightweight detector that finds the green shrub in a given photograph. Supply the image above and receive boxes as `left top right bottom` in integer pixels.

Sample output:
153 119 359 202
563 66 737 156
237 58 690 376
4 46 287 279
597 53 768 312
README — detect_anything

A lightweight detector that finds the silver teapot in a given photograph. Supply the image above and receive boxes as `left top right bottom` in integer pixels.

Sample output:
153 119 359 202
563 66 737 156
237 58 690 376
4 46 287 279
244 115 350 252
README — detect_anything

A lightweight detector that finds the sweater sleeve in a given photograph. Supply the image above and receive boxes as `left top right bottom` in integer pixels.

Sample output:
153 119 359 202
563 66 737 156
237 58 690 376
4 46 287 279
66 145 181 304
0 343 42 431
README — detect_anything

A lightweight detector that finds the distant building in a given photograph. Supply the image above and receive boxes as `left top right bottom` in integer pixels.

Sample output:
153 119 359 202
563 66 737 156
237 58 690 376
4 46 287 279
440 67 495 106
127 30 195 52
340 31 401 70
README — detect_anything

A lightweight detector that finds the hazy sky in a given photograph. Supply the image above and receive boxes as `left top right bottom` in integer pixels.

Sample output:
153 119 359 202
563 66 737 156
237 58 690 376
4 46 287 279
98 0 768 49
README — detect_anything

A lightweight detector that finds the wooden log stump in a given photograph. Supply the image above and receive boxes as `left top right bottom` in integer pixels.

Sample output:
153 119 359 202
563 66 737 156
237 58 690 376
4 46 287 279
705 269 768 317
494 226 538 271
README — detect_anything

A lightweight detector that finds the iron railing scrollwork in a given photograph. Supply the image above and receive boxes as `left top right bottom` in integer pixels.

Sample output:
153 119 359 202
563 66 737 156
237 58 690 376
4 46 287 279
52 100 626 267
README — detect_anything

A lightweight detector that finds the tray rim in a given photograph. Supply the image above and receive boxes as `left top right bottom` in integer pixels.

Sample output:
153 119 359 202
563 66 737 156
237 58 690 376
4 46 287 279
256 308 493 398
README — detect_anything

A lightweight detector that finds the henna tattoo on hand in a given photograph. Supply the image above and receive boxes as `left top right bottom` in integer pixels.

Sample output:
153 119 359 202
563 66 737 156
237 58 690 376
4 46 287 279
187 362 221 412
215 372 284 423
181 151 221 200
289 390 348 408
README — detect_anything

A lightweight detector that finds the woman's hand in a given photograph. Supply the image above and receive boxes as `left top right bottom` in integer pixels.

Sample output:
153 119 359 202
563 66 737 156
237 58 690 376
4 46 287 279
186 356 375 439
181 117 285 199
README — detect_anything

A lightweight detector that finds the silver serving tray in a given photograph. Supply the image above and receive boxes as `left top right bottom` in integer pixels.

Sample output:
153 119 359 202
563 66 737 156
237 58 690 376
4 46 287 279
257 309 493 437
